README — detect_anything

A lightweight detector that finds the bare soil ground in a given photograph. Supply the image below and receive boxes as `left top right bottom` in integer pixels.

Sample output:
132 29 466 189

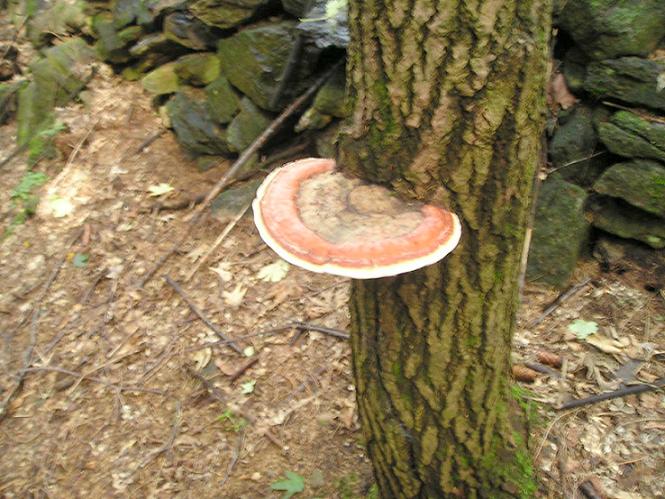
1 45 664 499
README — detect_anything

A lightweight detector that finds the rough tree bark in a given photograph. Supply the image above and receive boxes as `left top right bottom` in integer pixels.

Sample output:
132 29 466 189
337 1 551 497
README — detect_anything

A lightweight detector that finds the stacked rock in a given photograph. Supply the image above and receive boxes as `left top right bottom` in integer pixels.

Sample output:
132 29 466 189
527 0 665 288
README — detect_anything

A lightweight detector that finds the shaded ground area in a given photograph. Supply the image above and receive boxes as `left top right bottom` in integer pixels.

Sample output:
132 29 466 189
1 49 664 499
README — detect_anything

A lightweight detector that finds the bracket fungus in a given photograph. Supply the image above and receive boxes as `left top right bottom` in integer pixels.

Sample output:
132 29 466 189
252 158 461 279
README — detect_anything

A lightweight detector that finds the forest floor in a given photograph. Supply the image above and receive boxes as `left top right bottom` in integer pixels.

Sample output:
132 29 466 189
1 34 665 499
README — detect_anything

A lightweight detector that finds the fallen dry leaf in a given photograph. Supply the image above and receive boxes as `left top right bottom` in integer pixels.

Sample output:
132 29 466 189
257 260 289 283
551 72 578 110
223 283 247 308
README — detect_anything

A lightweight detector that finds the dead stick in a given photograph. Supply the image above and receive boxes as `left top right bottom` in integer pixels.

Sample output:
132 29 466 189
228 357 259 382
164 276 242 354
133 401 182 473
559 378 665 410
184 202 251 282
21 366 166 395
0 227 84 421
525 361 562 379
530 277 593 327
290 321 350 340
184 366 254 424
135 129 165 154
137 60 343 288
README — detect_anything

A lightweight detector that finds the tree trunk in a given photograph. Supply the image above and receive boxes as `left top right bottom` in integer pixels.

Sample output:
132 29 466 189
337 1 551 497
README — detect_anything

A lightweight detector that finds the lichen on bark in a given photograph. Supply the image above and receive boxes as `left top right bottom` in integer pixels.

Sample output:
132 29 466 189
338 0 551 496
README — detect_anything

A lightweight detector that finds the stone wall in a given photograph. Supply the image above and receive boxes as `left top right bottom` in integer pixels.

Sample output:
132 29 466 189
526 0 665 288
3 0 664 290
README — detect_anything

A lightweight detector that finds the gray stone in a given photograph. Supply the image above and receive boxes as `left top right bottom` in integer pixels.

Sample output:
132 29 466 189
93 13 144 63
227 97 271 152
295 65 347 131
315 122 341 158
212 177 262 222
18 38 95 146
218 21 318 111
142 62 179 95
297 0 349 49
282 0 309 16
0 80 25 125
163 11 217 50
205 76 240 124
549 105 605 186
587 196 665 249
526 176 590 288
27 0 88 47
189 0 270 29
584 57 665 112
561 47 587 94
112 0 156 28
593 160 665 218
174 53 220 87
166 87 231 156
599 111 665 162
559 0 665 60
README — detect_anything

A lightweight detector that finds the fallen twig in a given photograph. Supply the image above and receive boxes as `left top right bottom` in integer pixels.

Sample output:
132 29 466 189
184 365 254 424
220 431 245 488
290 321 350 340
184 202 251 282
559 377 665 410
133 401 182 473
135 129 166 154
1 227 84 422
525 361 562 379
164 275 242 354
21 366 166 395
530 277 593 327
228 357 259 382
137 60 343 287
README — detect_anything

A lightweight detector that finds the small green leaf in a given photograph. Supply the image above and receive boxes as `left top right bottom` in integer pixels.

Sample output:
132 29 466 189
271 471 305 498
72 253 89 268
568 319 598 339
240 380 256 394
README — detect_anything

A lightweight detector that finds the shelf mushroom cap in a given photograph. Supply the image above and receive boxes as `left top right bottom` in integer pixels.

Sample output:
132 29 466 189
252 158 462 279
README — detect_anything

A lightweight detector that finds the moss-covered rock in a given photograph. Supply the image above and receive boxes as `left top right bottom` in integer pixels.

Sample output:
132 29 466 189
112 0 156 29
584 58 665 112
587 196 665 249
282 0 310 16
163 11 217 50
174 52 220 86
315 121 341 158
0 80 26 125
526 176 590 288
558 0 665 60
593 160 665 218
549 105 605 185
166 87 231 156
18 38 95 146
561 47 587 94
218 21 318 111
142 62 179 94
227 97 271 152
205 76 240 124
27 0 88 47
93 13 144 63
296 64 347 132
598 111 665 162
189 0 269 29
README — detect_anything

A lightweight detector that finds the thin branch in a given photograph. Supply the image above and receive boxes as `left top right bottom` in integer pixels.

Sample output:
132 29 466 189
20 366 166 395
137 60 344 287
290 321 350 340
0 227 84 422
164 275 243 354
530 277 593 327
184 202 251 282
133 401 182 473
559 378 665 410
